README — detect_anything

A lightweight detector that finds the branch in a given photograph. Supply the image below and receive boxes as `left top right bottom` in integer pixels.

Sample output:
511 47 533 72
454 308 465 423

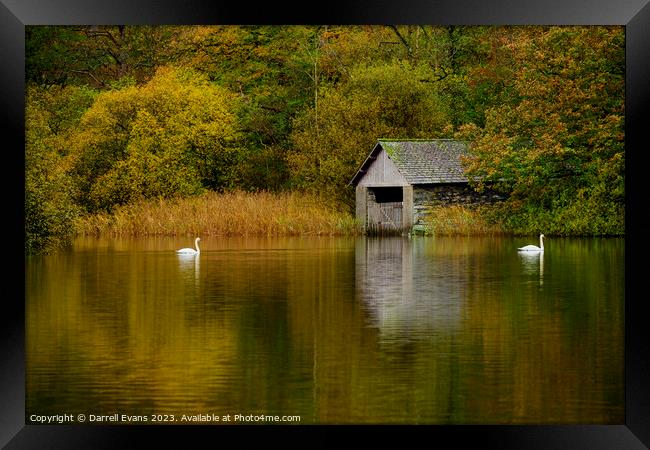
260 104 283 113
69 69 105 87
418 64 450 83
115 121 129 133
419 25 431 42
388 25 412 56
105 48 122 66
85 27 120 46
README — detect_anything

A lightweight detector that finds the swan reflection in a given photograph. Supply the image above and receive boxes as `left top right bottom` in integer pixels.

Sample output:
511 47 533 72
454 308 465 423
518 250 544 286
177 251 200 283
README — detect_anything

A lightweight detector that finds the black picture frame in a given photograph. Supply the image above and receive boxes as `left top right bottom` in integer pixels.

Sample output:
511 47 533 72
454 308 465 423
3 1 649 448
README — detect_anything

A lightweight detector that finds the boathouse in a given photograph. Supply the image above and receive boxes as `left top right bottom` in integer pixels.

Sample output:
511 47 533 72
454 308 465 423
349 139 499 233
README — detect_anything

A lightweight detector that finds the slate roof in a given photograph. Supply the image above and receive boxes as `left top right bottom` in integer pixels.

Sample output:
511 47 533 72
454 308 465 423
350 139 470 186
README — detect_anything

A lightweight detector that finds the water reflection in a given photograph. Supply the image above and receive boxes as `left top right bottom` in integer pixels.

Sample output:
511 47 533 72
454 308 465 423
177 252 200 284
26 236 624 424
356 238 463 342
518 251 544 285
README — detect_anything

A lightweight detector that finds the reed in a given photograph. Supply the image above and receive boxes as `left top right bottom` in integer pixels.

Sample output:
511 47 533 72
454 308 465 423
74 190 361 237
421 205 505 236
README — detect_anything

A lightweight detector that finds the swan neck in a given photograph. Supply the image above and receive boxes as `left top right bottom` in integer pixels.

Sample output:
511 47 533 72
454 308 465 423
195 238 201 253
540 235 544 249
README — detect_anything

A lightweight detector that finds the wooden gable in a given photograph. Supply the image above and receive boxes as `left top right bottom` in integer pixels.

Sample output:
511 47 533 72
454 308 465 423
355 147 409 187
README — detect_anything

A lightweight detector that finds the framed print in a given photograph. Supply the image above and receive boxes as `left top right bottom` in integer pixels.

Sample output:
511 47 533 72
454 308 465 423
3 0 649 448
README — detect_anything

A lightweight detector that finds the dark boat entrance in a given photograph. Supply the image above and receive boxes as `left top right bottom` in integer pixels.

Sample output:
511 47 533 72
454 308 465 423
367 187 404 234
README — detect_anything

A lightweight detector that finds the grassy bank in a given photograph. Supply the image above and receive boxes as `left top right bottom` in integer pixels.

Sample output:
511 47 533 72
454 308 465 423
419 205 506 236
420 203 624 237
73 193 624 239
75 191 361 237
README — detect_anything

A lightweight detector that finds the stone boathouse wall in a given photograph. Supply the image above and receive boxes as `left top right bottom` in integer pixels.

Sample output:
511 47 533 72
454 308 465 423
412 184 503 227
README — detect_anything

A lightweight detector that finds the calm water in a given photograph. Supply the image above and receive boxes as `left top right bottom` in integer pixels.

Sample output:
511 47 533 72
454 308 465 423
26 236 624 424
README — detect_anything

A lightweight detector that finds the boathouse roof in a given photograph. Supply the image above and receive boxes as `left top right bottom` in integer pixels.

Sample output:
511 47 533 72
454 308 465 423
349 139 471 186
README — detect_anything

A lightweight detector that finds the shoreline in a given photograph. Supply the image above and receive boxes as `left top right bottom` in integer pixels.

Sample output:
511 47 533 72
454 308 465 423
72 192 624 239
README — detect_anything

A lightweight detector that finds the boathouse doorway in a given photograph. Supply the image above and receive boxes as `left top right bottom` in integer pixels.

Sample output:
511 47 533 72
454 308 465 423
366 186 403 233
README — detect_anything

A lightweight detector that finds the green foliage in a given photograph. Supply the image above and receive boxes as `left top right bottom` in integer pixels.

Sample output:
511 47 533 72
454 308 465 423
458 26 624 235
169 26 320 189
288 61 451 200
26 27 84 85
487 192 624 236
26 25 182 87
421 205 505 236
25 84 93 253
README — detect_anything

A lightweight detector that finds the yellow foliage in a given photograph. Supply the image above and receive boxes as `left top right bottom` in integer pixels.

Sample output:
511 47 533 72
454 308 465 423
69 66 243 211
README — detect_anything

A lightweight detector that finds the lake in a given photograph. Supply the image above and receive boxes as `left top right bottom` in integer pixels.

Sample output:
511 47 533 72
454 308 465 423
25 235 624 424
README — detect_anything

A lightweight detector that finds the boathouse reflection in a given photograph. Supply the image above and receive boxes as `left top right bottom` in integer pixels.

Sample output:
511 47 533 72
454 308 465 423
355 237 463 342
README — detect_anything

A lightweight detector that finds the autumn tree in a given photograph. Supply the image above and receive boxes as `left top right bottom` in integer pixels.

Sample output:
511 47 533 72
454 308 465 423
289 61 451 201
459 26 624 234
165 26 324 189
69 66 243 212
26 25 183 87
25 84 96 253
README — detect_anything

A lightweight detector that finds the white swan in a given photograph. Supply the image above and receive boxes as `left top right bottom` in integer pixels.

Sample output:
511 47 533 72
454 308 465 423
177 237 201 255
518 234 544 252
